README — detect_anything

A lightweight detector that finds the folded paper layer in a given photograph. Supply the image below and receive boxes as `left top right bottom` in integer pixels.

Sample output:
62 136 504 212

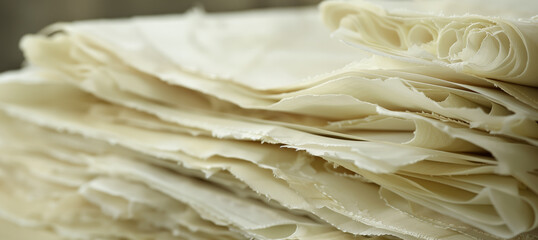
322 0 538 87
0 2 537 240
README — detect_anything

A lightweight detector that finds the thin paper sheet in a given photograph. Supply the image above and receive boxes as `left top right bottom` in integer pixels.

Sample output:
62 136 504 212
0 2 537 240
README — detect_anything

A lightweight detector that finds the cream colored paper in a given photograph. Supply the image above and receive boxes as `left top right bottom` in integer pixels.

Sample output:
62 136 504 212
0 2 537 239
0 74 534 239
321 0 538 87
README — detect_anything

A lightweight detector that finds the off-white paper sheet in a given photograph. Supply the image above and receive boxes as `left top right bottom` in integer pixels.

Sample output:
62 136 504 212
0 2 536 239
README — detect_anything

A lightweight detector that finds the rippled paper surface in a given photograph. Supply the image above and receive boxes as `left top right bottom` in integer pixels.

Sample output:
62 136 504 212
0 2 537 240
322 0 538 87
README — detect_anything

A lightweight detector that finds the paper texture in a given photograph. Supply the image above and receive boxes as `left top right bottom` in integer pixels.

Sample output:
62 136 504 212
322 0 538 87
0 1 536 240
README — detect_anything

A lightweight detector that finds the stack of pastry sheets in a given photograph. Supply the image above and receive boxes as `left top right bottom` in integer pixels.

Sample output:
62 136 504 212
0 0 537 239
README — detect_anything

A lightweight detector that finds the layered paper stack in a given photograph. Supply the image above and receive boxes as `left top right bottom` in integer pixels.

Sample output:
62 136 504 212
0 0 537 239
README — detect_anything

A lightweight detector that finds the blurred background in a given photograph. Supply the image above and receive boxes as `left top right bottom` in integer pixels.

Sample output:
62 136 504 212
0 0 322 72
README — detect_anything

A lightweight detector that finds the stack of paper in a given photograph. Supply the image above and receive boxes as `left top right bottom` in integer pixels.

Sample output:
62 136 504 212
0 0 536 239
